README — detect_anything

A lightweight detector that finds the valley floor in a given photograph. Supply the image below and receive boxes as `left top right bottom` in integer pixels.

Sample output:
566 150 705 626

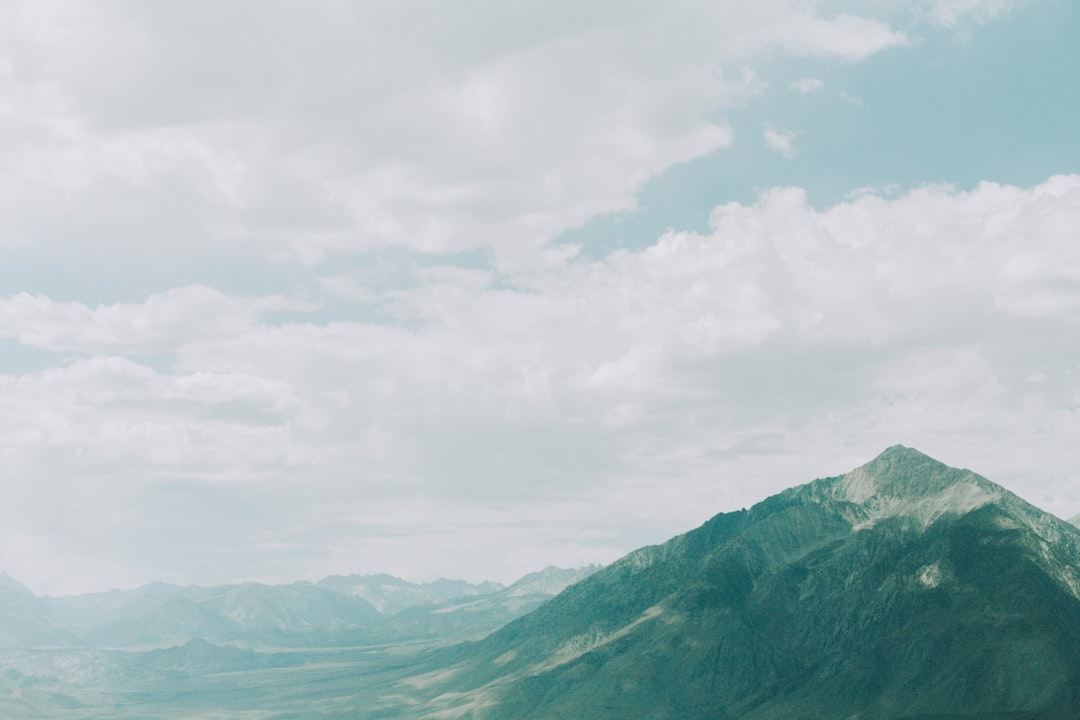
0 640 449 720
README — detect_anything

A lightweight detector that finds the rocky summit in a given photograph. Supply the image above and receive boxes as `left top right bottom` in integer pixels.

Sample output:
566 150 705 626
411 446 1080 719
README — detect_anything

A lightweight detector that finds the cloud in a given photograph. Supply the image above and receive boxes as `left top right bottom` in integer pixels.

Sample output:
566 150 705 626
0 1 906 271
913 0 1034 27
791 77 825 93
771 12 907 60
0 2 1073 594
838 91 865 106
7 176 1080 592
764 124 800 158
841 183 902 201
0 286 296 354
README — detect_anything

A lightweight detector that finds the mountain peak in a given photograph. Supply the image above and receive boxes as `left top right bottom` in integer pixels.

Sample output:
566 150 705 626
504 565 601 597
872 443 937 464
427 449 1080 720
797 446 1002 530
0 572 35 598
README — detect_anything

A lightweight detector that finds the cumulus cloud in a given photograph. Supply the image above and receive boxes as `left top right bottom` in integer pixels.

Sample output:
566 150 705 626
764 124 800 158
0 2 1070 594
0 286 296 354
5 176 1079 592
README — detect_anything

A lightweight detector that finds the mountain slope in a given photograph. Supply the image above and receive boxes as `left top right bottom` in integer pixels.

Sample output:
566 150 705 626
14 568 579 650
78 581 382 647
501 565 600 597
412 446 1080 720
316 574 503 614
378 565 601 642
0 573 80 648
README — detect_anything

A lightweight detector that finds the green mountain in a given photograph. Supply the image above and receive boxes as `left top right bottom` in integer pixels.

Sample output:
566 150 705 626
412 446 1080 719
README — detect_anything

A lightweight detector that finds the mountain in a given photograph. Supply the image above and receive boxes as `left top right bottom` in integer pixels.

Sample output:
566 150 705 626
409 446 1080 719
80 581 382 647
205 581 383 633
501 565 600 597
1070 513 1080 529
44 581 191 636
138 636 292 674
49 574 494 646
315 573 504 614
377 565 601 642
0 573 80 648
12 569 560 650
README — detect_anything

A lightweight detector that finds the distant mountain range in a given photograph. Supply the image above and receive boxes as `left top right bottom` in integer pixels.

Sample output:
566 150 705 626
0 565 598 650
316 573 505 614
405 446 1080 719
5 446 1080 719
374 565 601 642
0 574 80 648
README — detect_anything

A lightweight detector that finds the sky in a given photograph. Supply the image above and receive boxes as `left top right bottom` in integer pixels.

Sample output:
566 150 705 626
1 0 1079 596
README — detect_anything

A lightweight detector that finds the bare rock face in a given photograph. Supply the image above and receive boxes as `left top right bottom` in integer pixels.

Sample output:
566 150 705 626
417 446 1080 720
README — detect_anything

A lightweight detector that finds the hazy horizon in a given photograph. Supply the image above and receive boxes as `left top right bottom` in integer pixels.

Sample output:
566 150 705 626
0 561 585 598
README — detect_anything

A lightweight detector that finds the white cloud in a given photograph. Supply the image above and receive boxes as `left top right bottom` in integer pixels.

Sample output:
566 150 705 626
838 91 865 106
0 356 301 469
7 176 1080 592
791 77 825 93
0 1 906 269
764 124 800 158
0 286 296 354
771 12 907 60
841 183 901 200
914 0 1033 27
0 2 1073 594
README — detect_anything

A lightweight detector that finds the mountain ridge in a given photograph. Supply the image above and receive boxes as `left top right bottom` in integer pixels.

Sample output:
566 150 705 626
0 447 1078 718
406 446 1080 719
0 565 598 650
